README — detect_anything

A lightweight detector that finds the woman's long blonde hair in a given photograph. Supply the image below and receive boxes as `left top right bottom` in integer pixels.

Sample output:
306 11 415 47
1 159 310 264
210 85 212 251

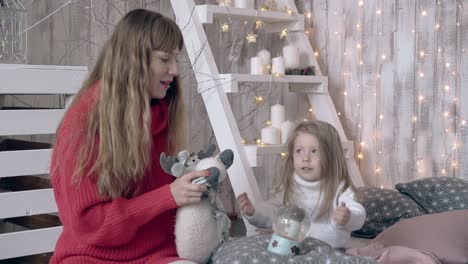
55 9 185 199
281 121 357 220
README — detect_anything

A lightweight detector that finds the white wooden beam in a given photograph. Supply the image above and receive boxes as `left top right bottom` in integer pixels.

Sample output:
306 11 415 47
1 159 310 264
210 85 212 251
0 149 52 178
195 5 303 31
0 189 57 219
0 109 64 136
0 227 62 260
0 64 87 95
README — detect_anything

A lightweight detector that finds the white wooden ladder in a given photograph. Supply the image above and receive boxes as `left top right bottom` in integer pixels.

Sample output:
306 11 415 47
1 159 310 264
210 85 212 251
170 0 364 235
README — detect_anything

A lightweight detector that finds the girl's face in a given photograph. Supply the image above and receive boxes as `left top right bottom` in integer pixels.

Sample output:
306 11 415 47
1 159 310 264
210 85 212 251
293 132 322 182
149 49 180 98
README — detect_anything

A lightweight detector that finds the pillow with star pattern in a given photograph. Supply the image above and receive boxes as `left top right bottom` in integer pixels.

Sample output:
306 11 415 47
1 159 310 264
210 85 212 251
352 187 425 239
395 176 468 214
210 234 377 264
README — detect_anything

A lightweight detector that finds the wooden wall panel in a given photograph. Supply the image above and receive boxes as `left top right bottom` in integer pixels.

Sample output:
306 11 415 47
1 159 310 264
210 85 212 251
2 1 467 218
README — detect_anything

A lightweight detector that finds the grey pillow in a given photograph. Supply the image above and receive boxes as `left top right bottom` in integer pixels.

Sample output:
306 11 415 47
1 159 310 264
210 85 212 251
210 235 376 264
352 187 424 239
395 176 468 214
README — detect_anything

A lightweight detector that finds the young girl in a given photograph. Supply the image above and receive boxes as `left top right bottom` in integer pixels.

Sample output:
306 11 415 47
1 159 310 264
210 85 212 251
50 9 204 264
237 120 366 248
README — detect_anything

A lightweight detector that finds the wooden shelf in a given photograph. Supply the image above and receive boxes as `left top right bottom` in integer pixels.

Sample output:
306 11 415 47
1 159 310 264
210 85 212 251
195 5 304 31
243 141 354 167
217 73 328 93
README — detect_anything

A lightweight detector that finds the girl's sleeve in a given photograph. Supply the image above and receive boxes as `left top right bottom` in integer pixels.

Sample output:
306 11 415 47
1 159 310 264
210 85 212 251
335 188 366 231
244 191 283 229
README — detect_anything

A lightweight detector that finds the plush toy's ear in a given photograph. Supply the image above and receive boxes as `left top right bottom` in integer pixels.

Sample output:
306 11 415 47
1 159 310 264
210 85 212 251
219 149 234 169
198 144 216 159
171 163 187 177
160 152 176 175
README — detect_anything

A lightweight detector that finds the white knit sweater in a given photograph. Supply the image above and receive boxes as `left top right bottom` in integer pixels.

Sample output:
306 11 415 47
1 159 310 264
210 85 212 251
246 173 366 248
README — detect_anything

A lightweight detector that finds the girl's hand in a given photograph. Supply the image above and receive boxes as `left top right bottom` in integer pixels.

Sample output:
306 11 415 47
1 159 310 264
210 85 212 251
237 192 255 216
170 170 209 206
333 202 351 226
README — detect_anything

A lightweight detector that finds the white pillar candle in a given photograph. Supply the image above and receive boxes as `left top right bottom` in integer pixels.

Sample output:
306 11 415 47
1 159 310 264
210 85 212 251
271 56 285 76
235 0 254 9
261 126 281 144
250 56 264 75
281 120 295 144
271 104 285 129
282 45 300 69
257 49 271 74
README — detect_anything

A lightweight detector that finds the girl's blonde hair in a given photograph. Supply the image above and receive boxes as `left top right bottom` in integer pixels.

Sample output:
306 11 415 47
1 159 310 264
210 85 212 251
281 120 357 220
55 9 186 199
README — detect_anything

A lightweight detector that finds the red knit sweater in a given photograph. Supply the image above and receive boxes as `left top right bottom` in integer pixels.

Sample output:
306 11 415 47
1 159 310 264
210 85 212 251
50 83 182 264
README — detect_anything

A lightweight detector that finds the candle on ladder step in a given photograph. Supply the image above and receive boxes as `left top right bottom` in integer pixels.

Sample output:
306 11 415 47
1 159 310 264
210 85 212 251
257 49 271 74
261 126 281 144
271 104 285 129
283 45 300 69
281 120 295 144
271 56 285 76
235 0 254 9
250 56 264 75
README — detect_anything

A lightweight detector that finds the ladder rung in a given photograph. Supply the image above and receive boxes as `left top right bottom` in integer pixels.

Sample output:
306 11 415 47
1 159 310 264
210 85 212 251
217 74 327 93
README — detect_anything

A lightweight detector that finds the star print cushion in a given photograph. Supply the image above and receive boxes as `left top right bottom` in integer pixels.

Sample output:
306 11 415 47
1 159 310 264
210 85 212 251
395 177 468 214
210 235 377 264
352 187 424 239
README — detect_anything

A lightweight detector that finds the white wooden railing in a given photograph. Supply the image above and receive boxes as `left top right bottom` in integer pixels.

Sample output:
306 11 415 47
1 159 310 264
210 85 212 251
0 64 87 260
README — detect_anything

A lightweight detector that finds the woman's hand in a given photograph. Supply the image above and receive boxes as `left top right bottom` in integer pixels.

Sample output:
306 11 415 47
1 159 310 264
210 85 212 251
333 202 351 226
170 170 209 206
237 192 255 217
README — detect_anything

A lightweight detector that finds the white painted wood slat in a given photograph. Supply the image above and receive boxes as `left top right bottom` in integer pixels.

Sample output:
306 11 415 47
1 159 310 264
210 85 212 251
0 227 62 260
0 109 64 136
0 149 52 178
0 189 57 219
196 4 304 31
0 64 87 95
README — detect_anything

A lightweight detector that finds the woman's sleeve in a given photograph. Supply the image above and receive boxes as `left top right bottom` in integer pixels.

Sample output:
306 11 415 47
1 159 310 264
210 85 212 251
52 107 178 248
55 172 178 248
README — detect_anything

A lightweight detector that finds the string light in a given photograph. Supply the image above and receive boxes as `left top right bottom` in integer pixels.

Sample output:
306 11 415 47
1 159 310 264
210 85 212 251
358 1 364 7
280 28 288 39
220 23 230 32
255 19 263 30
246 32 257 43
254 96 264 104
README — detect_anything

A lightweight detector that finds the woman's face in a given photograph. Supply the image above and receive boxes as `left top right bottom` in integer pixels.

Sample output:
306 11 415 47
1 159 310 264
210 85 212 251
149 49 180 98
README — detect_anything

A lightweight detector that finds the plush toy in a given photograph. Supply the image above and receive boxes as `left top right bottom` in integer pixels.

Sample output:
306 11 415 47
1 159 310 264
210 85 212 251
160 144 234 264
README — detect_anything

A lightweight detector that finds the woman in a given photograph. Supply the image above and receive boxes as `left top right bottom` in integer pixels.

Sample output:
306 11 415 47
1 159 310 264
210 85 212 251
50 9 206 264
